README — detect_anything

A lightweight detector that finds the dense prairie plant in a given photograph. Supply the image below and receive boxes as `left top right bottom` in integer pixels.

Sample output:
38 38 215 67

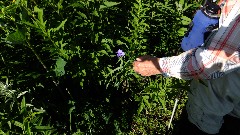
0 0 198 134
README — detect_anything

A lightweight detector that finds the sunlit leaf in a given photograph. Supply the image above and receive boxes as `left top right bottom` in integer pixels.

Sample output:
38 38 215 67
178 27 187 36
100 5 107 9
0 129 5 134
14 121 23 129
54 57 67 77
92 10 99 17
137 101 144 114
104 1 121 7
181 15 191 25
51 19 67 32
20 96 26 112
77 12 87 19
35 126 53 131
143 96 150 108
34 6 44 24
100 1 121 9
17 91 28 98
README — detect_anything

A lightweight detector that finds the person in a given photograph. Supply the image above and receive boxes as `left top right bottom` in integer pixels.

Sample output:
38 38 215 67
133 0 240 134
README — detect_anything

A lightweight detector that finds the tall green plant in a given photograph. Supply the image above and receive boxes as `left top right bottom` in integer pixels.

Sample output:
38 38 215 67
0 81 55 134
105 0 196 134
0 0 200 134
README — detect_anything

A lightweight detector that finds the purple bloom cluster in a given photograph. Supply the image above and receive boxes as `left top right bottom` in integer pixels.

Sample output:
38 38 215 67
116 49 125 57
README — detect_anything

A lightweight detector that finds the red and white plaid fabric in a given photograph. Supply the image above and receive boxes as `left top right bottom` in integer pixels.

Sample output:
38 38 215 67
159 0 240 80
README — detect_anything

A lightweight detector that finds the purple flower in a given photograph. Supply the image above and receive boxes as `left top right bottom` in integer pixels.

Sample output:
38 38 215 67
116 49 125 57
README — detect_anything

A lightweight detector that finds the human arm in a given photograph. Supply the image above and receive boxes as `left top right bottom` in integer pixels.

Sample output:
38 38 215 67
133 1 240 80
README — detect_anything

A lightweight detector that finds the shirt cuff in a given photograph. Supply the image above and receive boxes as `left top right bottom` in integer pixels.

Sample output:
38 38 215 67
159 57 171 77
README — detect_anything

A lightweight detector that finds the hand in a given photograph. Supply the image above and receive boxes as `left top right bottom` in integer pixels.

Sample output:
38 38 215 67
133 55 162 76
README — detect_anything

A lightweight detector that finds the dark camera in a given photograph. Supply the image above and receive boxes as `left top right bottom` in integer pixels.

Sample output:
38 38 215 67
202 0 221 18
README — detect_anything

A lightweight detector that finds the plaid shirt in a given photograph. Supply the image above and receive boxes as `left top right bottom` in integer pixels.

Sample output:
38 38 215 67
159 0 240 80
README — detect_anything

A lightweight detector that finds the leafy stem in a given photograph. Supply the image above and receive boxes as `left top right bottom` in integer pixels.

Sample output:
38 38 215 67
25 41 66 99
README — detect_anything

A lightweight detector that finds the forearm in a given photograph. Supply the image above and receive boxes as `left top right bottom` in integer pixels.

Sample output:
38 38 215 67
159 46 240 80
159 49 199 80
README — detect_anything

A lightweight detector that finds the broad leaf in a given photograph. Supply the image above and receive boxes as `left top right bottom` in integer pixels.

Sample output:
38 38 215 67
104 1 121 7
54 57 67 77
181 15 191 25
6 30 26 44
100 1 121 9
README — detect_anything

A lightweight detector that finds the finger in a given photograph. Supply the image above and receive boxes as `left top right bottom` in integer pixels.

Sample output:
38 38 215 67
136 58 142 61
136 55 151 61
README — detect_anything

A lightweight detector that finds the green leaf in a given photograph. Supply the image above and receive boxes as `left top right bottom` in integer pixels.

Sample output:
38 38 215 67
3 4 18 15
92 10 99 17
21 21 37 28
137 101 144 114
51 19 67 32
69 2 84 8
17 91 28 98
57 0 63 13
177 27 187 36
77 12 87 19
104 2 120 7
143 96 150 108
14 121 23 129
179 0 185 5
54 57 67 77
0 13 3 18
7 121 11 129
100 1 121 9
35 126 53 131
0 129 6 135
6 30 26 44
69 106 75 114
181 15 191 25
98 50 108 56
116 40 125 45
34 6 44 24
159 98 166 111
100 5 107 9
21 96 26 113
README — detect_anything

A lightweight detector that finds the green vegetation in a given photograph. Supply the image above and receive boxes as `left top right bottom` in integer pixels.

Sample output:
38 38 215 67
0 0 200 134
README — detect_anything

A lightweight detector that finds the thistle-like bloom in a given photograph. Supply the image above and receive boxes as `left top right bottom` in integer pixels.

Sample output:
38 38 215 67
116 49 125 57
